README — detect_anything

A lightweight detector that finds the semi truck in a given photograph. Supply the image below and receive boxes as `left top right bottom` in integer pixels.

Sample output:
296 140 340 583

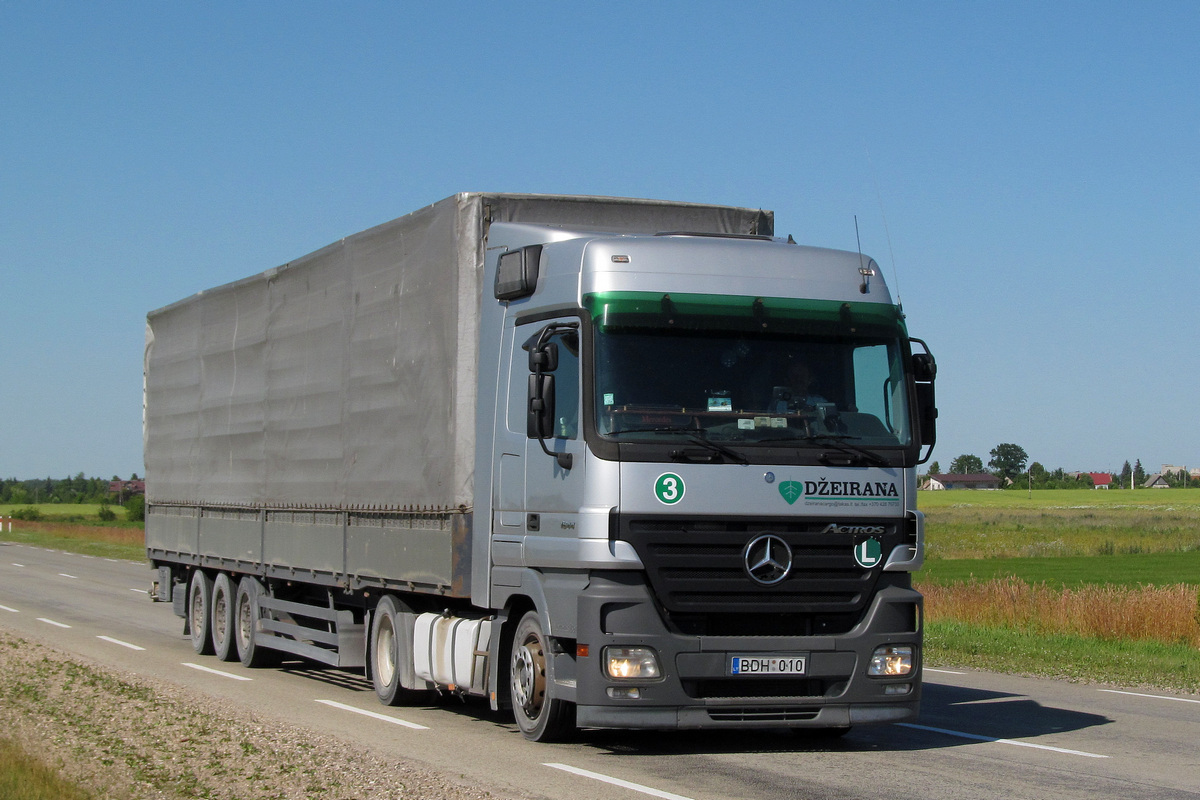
144 192 937 742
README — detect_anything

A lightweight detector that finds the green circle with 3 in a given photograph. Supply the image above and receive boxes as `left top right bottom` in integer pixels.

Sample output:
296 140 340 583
654 472 685 505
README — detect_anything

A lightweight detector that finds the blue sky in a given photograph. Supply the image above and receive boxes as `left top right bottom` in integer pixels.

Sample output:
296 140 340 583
2 1 1197 480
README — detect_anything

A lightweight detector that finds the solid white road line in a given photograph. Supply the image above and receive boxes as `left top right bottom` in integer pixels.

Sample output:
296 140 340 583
37 617 72 628
182 662 253 681
0 604 19 613
1100 689 1200 705
314 699 429 730
924 668 967 675
898 723 1108 759
98 635 145 651
545 763 697 800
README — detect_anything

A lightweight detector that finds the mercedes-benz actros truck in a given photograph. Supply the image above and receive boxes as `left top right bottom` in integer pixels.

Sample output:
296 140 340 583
144 192 937 741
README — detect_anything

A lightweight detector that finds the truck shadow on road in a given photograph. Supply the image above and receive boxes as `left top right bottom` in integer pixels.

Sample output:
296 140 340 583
570 682 1112 757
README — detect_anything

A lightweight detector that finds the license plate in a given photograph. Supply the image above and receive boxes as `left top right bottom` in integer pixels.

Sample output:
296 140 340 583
730 656 807 675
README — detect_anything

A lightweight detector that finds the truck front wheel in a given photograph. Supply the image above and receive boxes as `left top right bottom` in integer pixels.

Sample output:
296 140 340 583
187 570 215 655
509 610 575 742
370 595 426 706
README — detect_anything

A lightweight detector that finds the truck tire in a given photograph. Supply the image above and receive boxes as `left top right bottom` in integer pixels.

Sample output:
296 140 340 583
187 570 215 656
369 595 426 706
210 573 238 662
509 610 575 742
234 576 277 668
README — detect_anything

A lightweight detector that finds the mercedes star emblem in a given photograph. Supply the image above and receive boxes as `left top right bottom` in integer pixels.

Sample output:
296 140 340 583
743 534 793 586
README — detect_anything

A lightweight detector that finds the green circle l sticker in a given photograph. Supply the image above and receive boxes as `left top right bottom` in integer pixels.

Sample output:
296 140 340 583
654 473 685 505
854 538 882 568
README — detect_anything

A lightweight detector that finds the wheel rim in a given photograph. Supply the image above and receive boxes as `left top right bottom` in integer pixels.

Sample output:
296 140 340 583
213 590 227 642
376 617 397 687
512 633 546 720
237 593 252 650
190 582 205 633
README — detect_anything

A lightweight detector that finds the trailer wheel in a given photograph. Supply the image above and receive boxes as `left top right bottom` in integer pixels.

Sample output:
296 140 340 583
234 576 277 668
509 610 575 742
370 595 426 706
187 570 215 655
211 573 238 661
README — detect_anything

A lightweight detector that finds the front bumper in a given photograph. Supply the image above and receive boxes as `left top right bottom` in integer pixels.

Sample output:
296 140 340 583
573 572 922 730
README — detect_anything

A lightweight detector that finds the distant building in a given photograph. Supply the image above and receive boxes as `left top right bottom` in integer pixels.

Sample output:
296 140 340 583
1143 474 1171 489
108 479 146 501
1087 473 1112 489
921 473 1002 491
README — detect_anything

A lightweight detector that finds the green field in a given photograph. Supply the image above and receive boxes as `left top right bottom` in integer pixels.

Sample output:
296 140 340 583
0 503 142 528
918 488 1200 561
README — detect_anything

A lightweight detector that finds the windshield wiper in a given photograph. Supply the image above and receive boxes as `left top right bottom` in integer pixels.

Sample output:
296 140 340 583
610 426 750 465
774 432 890 467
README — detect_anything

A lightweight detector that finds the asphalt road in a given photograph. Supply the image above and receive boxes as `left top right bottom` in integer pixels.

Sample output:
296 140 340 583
2 541 1198 800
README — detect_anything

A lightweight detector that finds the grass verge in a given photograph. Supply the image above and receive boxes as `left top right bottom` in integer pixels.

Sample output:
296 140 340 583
0 522 144 561
0 738 94 800
926 620 1200 694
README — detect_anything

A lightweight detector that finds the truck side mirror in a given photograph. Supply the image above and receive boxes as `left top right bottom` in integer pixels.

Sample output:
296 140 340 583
528 373 556 439
529 341 558 373
495 245 543 300
915 382 937 447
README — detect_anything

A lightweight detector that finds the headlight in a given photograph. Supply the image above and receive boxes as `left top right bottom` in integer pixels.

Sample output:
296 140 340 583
604 646 661 680
868 645 914 676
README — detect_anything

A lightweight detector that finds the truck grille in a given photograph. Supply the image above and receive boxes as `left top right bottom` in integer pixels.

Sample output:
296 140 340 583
619 515 906 636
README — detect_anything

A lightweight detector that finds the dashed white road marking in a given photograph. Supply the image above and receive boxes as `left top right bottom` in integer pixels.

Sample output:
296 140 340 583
315 699 429 730
925 668 967 675
182 662 252 681
98 635 145 651
58 573 78 579
37 617 71 628
129 588 149 594
545 763 697 800
1100 689 1200 705
11 563 24 567
898 723 1108 758
0 604 19 613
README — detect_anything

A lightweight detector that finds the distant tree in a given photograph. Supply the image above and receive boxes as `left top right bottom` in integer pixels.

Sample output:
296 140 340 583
949 454 984 474
1119 461 1132 489
1134 459 1146 486
927 461 941 475
124 494 145 522
988 443 1029 483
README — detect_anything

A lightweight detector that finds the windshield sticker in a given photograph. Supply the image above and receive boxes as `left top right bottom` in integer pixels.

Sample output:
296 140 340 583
603 392 614 406
654 473 685 505
738 418 755 430
708 396 732 412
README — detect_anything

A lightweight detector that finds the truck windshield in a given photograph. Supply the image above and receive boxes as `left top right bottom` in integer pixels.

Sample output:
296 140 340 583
588 293 913 449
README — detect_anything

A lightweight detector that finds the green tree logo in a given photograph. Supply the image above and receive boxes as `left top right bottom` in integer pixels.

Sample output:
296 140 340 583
778 481 803 505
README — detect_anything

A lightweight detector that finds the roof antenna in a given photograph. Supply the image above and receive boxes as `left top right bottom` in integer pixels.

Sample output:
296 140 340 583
854 215 871 294
864 141 901 308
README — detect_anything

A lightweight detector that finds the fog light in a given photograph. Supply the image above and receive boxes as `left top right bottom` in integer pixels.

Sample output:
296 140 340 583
884 683 911 695
604 646 661 680
607 687 642 699
868 645 913 676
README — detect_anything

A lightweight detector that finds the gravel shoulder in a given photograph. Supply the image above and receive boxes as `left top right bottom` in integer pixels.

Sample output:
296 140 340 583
0 630 504 800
